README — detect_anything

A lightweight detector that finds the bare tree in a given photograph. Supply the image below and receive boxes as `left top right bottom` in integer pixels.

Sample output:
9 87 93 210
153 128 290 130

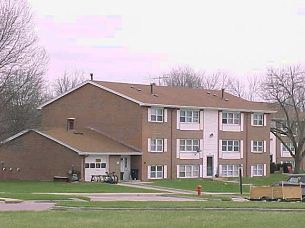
226 77 246 98
262 65 305 173
158 66 204 88
52 70 86 96
0 0 49 139
202 72 229 90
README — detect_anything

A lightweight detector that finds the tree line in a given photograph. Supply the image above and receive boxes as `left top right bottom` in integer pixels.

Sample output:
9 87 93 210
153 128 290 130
1 0 305 173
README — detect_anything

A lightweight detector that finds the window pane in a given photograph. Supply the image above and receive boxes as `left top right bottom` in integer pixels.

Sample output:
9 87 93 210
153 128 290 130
96 163 101 168
85 163 89 168
90 163 95 168
151 166 156 171
157 166 163 171
101 163 106 168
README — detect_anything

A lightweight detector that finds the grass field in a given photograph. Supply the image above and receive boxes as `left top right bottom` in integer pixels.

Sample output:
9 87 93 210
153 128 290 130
0 211 302 228
149 173 289 193
56 200 305 209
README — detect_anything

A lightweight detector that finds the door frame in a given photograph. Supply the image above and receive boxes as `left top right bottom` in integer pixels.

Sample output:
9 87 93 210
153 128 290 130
206 156 214 177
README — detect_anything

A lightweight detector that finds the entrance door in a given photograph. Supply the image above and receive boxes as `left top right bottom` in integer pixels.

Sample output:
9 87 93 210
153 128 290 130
207 156 213 177
120 156 131 181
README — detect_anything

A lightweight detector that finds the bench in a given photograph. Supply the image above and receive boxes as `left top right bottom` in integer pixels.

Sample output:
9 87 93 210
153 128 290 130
53 176 69 182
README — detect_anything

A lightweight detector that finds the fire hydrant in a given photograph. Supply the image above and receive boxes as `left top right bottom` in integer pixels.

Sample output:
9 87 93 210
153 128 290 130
196 185 202 196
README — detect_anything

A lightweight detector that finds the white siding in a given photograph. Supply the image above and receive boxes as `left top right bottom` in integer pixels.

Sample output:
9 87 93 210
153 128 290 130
219 111 223 131
203 110 219 177
200 111 204 130
199 139 204 158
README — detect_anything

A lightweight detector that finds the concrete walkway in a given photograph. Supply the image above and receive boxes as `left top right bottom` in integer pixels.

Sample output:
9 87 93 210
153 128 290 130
118 182 239 195
0 201 55 211
86 193 202 201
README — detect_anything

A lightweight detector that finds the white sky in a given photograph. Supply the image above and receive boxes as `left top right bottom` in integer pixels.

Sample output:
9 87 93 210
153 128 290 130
28 0 305 83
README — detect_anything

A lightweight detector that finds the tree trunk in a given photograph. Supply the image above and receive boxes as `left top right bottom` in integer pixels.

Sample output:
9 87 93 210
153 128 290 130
294 154 303 174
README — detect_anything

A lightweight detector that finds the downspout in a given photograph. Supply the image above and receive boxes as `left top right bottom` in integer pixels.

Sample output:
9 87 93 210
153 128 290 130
170 109 173 179
245 114 248 176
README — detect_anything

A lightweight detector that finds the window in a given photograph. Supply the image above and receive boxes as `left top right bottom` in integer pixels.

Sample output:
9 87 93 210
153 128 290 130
67 118 75 130
281 143 295 157
180 139 200 152
252 113 264 126
151 108 163 122
180 110 199 123
150 138 164 152
252 141 264 152
179 165 199 178
252 164 264 176
222 140 240 152
85 163 106 169
150 165 163 179
222 112 240 124
221 164 239 177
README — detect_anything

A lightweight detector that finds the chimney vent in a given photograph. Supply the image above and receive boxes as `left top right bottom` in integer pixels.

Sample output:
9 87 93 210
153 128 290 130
221 88 225 99
90 73 93 81
150 83 156 94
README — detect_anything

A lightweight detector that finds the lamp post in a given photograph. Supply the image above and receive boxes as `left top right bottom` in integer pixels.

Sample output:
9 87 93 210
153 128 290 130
239 164 243 195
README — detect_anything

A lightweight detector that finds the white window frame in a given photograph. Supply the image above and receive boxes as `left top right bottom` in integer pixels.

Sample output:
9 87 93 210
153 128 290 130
178 165 199 178
150 138 164 152
281 143 295 157
222 140 240 152
150 165 163 179
252 141 264 153
150 108 164 122
252 164 264 176
252 113 264 126
222 112 240 125
180 110 199 123
179 139 200 152
221 164 239 177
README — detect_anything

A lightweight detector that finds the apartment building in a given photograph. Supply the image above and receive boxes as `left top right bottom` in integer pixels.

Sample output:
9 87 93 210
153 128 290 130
0 80 274 181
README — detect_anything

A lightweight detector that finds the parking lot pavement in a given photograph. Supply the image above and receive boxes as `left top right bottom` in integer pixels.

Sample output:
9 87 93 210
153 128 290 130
0 201 55 211
85 193 202 201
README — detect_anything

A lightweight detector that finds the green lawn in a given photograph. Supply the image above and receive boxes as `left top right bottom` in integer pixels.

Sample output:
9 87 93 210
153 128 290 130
56 200 305 209
150 178 245 192
149 174 289 193
242 173 288 186
0 211 302 228
0 180 158 194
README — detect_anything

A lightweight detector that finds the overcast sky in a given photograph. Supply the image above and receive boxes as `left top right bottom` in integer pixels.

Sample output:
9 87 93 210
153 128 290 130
28 0 305 84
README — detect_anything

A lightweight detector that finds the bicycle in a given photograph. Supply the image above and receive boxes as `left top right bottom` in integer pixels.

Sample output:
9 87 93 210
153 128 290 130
104 172 119 184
